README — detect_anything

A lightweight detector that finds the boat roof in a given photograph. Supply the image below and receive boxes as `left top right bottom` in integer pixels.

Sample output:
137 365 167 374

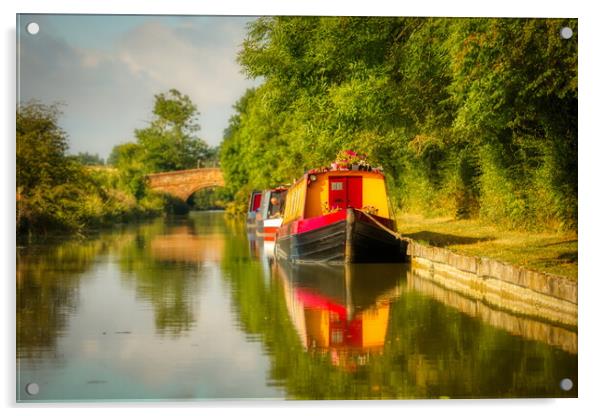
268 186 288 192
289 166 386 188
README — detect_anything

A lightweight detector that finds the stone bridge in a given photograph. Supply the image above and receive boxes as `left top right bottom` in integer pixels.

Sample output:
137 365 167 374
147 168 225 201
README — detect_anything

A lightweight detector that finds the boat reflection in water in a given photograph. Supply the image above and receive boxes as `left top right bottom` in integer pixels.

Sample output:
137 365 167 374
16 212 577 400
274 260 404 370
247 227 261 259
248 227 276 286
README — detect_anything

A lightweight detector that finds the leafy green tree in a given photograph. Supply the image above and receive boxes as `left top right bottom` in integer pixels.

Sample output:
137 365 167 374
74 152 104 166
107 89 219 208
135 89 211 172
192 187 229 210
17 102 79 193
17 102 89 232
17 102 165 234
107 142 146 199
223 17 577 231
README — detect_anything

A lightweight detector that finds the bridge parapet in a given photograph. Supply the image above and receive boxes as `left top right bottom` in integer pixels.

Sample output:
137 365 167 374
147 168 225 201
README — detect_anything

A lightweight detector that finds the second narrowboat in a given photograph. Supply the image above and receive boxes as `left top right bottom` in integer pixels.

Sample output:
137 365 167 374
246 190 263 228
275 152 406 263
256 186 287 241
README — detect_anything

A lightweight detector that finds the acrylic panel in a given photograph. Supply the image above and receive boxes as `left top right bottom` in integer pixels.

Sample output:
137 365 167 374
16 14 578 402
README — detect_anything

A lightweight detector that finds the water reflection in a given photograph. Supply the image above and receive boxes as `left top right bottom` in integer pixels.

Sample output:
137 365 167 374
150 228 224 263
118 218 224 336
275 262 401 370
17 238 107 360
408 269 578 354
269 260 577 399
17 212 577 401
17 213 279 401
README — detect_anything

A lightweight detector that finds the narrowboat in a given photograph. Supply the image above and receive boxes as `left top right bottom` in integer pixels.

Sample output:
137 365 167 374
275 154 406 263
256 186 287 241
246 190 263 228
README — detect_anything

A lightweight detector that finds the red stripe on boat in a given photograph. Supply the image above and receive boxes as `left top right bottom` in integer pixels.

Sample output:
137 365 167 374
297 210 347 234
277 209 395 239
258 226 279 241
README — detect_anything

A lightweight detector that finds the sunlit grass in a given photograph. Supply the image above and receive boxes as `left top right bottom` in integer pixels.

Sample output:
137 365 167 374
397 214 577 280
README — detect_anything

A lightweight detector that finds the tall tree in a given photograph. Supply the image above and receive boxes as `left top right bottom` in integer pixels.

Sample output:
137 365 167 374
17 102 78 193
135 89 211 172
74 152 104 166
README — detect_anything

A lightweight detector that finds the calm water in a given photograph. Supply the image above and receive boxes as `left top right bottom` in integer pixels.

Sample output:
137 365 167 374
16 211 577 401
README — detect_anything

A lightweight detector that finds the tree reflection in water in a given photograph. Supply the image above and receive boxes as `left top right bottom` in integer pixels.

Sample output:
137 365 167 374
226 231 577 399
17 212 577 400
117 217 225 337
17 233 129 360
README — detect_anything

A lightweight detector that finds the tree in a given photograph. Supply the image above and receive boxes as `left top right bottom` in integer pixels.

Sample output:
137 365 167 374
135 89 211 172
107 142 146 199
17 102 166 234
17 102 78 193
223 17 577 230
74 152 104 166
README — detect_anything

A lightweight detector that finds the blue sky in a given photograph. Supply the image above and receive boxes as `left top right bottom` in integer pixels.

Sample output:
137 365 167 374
17 14 260 158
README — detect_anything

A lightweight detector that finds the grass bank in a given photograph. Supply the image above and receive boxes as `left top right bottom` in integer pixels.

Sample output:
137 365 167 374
396 214 578 281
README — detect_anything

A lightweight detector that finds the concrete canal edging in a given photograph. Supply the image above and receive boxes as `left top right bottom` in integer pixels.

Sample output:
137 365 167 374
406 240 578 327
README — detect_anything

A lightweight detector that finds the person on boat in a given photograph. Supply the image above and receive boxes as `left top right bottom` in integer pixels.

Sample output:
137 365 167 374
268 196 281 218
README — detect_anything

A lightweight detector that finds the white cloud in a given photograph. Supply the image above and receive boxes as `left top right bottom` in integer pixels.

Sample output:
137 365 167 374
117 21 250 107
18 16 258 157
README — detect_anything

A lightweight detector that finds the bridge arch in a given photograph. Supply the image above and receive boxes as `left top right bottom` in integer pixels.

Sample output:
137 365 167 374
147 168 225 201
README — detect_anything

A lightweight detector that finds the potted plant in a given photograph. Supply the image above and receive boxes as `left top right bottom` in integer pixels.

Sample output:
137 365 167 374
334 150 372 171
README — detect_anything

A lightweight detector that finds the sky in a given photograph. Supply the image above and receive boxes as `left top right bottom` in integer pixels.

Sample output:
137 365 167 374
17 14 261 159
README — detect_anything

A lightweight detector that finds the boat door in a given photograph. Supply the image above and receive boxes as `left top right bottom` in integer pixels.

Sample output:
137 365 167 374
249 192 262 213
328 176 363 210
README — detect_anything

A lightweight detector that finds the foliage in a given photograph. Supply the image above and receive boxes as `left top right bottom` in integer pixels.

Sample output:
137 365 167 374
222 17 577 231
135 89 212 172
107 89 226 212
74 152 104 166
17 102 77 192
17 88 226 235
107 142 147 199
16 102 165 235
107 89 215 181
191 187 230 210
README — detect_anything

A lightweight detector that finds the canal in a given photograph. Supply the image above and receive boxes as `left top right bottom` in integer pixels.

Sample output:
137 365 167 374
16 211 577 401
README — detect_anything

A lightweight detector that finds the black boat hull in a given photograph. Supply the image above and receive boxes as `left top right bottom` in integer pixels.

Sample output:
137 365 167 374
275 209 407 264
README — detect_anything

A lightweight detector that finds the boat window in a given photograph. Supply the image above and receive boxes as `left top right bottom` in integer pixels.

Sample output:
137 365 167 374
268 192 284 218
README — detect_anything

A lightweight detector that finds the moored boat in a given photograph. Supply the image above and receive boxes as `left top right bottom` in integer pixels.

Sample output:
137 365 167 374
275 152 406 263
246 190 263 228
256 186 287 241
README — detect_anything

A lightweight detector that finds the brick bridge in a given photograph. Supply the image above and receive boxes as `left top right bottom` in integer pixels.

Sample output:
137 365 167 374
147 167 225 201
